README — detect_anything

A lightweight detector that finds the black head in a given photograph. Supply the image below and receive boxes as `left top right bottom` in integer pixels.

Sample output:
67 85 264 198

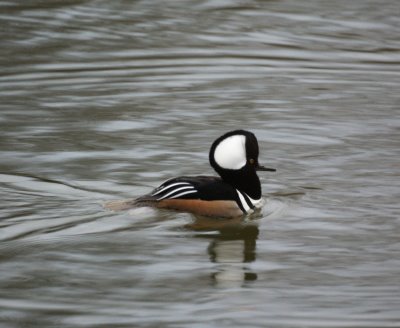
209 130 275 199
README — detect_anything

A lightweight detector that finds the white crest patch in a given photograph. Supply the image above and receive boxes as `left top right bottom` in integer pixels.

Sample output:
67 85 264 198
214 135 246 170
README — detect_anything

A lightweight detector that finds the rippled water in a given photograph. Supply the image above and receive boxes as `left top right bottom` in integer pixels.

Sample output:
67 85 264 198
1 0 400 327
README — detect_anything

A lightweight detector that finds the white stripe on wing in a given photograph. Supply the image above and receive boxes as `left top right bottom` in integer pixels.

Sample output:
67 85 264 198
156 186 196 200
152 182 191 196
168 190 198 199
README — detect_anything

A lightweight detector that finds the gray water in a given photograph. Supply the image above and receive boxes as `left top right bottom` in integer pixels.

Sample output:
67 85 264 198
1 0 400 327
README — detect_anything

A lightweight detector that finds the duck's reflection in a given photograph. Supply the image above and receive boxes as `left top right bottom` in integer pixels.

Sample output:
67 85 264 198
187 216 259 287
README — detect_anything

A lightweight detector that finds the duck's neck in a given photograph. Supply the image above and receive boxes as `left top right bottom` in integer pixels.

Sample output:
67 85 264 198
219 169 262 199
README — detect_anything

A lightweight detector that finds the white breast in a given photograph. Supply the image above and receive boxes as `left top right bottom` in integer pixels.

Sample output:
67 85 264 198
236 189 264 214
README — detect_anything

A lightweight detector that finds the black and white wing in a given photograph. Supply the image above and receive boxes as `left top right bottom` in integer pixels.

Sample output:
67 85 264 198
133 177 207 206
104 176 241 215
147 178 199 201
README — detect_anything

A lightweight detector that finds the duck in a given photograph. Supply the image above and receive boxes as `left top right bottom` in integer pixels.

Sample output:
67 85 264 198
105 130 275 218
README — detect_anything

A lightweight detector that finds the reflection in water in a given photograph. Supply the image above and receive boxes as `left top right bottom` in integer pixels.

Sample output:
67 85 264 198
188 216 259 287
209 225 259 287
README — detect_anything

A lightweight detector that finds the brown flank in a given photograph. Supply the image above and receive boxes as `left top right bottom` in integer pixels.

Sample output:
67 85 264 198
157 199 242 218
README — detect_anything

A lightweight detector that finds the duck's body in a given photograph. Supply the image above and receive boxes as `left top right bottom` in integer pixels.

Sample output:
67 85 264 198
105 130 275 218
133 175 264 218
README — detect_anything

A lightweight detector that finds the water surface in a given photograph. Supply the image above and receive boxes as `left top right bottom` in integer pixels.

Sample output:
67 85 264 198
1 0 400 327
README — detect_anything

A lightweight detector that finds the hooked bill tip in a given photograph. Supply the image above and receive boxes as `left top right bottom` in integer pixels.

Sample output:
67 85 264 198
257 165 276 172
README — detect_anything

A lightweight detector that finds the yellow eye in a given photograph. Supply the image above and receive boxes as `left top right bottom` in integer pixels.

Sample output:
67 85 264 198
249 158 255 164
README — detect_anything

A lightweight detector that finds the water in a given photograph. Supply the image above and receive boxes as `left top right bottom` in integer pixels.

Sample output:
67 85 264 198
1 0 400 327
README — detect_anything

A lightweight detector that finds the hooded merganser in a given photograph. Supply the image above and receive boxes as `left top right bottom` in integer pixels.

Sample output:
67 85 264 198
105 130 275 218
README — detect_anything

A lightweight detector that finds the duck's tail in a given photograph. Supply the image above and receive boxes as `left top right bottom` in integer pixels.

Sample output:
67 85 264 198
103 195 158 211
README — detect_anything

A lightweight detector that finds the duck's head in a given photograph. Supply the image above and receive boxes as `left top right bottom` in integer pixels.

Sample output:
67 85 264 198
209 130 275 199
